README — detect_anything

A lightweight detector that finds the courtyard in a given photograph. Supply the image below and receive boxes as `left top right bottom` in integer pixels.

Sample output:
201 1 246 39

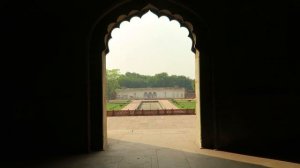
15 115 300 168
104 115 298 168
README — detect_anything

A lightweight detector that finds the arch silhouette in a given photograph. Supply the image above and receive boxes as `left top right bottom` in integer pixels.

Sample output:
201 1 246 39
103 4 197 54
88 1 214 152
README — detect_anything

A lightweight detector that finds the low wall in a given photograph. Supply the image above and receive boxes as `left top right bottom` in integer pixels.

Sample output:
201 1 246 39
107 109 195 116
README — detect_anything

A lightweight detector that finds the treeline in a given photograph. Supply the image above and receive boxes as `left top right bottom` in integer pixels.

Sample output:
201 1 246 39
106 69 194 99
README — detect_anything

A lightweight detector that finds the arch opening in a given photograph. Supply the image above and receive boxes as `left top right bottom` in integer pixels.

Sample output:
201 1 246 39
101 5 201 150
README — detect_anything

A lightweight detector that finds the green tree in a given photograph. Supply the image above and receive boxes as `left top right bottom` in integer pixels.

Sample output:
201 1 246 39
115 71 194 92
106 69 121 100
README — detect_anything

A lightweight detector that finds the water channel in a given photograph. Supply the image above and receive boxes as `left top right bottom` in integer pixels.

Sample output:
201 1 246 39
137 101 163 110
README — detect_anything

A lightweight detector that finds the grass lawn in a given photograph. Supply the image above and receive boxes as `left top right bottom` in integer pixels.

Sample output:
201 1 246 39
170 99 195 109
106 100 131 111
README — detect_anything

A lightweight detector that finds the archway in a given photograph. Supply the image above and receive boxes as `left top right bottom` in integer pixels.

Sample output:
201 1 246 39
104 4 200 149
88 1 214 152
153 92 157 99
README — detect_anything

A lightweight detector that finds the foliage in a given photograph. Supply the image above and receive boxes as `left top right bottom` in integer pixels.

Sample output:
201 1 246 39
106 69 121 100
170 99 195 109
106 100 131 111
106 69 195 99
118 72 194 91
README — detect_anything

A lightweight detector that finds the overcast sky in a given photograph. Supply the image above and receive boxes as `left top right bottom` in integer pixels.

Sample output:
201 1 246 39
106 11 195 79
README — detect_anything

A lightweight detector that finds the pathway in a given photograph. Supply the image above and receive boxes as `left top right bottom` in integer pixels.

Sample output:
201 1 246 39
158 99 178 109
121 100 142 110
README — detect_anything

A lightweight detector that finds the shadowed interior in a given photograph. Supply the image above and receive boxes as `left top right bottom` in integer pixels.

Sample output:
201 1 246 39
1 0 299 167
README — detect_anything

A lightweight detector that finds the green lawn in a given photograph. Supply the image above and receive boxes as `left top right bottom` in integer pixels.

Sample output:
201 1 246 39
106 100 131 111
170 99 195 109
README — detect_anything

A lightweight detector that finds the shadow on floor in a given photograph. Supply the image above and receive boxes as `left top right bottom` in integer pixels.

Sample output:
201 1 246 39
3 138 269 168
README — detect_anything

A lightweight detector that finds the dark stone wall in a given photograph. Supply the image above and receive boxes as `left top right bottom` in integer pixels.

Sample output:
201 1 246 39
1 0 299 163
199 0 299 162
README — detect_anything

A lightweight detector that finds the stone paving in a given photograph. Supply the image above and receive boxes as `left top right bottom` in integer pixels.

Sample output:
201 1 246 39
121 100 142 110
13 116 300 168
103 115 299 168
159 99 178 109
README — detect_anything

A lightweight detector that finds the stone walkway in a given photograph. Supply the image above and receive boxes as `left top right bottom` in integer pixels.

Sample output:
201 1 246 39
15 116 300 168
105 116 300 168
158 100 178 109
121 100 142 110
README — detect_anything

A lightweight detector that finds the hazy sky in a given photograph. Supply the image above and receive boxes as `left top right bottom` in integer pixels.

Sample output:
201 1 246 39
106 11 195 79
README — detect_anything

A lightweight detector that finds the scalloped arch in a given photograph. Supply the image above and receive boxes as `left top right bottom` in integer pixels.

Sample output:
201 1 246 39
104 4 197 54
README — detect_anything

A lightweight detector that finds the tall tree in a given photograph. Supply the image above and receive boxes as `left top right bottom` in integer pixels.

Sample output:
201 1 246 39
106 69 121 100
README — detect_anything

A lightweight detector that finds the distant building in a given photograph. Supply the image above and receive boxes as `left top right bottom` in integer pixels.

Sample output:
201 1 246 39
115 87 185 99
185 90 196 99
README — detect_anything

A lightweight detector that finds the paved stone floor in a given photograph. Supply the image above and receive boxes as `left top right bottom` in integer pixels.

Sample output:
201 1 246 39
105 115 300 168
122 100 142 110
158 100 178 109
6 116 300 168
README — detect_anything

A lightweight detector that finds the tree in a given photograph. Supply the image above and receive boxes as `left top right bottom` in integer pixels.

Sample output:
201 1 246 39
106 69 121 100
108 70 195 92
